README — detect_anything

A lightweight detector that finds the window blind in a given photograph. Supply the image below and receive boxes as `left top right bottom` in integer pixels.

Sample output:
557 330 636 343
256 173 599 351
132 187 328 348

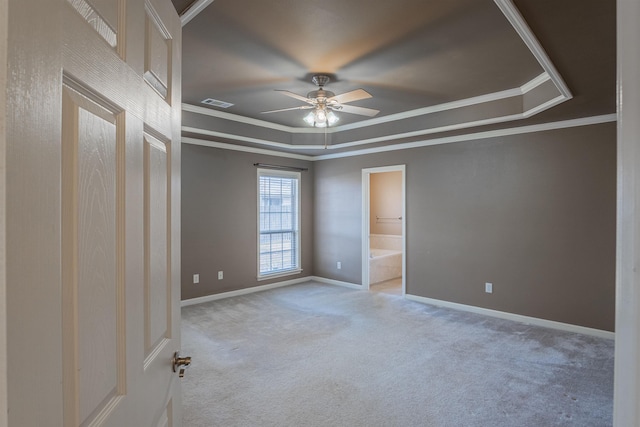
258 170 300 277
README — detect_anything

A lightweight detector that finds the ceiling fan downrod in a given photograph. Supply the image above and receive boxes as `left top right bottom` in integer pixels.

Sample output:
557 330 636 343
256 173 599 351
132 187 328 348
308 75 335 101
311 74 331 88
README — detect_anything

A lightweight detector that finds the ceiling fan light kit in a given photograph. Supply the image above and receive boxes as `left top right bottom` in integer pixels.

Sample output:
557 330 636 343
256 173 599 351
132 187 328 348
261 74 380 128
304 109 339 127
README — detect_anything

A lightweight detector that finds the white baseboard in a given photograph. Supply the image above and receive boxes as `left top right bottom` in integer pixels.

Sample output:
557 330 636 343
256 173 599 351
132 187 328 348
181 275 364 307
182 278 611 341
309 276 363 290
181 276 311 307
405 294 615 340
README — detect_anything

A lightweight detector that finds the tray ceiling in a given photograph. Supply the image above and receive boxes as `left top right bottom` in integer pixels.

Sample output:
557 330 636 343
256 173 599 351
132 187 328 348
173 0 616 157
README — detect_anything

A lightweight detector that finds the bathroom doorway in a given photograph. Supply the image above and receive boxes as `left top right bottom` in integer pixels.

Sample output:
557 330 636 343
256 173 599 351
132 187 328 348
361 165 406 295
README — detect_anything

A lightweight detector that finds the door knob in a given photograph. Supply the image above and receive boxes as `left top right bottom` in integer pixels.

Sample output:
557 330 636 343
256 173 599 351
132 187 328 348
172 351 192 378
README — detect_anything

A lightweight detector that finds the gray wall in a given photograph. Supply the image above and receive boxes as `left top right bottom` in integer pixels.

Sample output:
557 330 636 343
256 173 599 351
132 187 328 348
181 123 616 331
181 145 314 300
314 123 616 331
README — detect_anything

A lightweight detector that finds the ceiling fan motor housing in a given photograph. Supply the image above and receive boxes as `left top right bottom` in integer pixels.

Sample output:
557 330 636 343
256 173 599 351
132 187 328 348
309 75 334 103
307 89 335 102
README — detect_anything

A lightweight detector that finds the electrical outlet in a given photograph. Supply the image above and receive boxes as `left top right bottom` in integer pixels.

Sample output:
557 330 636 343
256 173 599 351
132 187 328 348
218 271 223 280
337 261 342 270
193 274 199 284
485 282 493 294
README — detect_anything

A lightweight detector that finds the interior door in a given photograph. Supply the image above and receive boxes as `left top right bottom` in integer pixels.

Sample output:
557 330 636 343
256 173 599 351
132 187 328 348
5 0 183 425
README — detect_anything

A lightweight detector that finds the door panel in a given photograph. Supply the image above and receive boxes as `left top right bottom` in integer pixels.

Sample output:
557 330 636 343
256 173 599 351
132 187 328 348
144 6 172 100
61 84 124 426
66 0 118 48
145 134 170 357
83 0 119 34
5 0 182 425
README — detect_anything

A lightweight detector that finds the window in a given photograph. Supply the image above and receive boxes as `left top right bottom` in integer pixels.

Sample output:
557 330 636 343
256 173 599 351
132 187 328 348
257 169 301 279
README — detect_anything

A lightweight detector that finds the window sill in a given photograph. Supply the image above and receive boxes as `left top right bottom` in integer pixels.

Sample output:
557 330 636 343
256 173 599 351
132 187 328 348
257 269 303 282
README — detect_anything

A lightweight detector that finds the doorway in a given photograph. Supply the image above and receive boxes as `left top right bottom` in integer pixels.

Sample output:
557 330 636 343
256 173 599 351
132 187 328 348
361 165 406 295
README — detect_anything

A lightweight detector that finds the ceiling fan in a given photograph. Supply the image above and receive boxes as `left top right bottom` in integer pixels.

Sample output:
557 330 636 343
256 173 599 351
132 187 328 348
261 75 380 127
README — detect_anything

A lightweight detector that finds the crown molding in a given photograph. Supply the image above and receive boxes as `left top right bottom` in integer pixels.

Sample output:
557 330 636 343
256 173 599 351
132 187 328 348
182 126 329 150
182 103 321 134
183 126 299 149
182 137 315 160
183 114 617 161
522 95 566 118
180 0 215 27
313 114 617 161
334 86 523 132
183 103 579 153
520 72 551 94
493 0 572 99
182 71 549 136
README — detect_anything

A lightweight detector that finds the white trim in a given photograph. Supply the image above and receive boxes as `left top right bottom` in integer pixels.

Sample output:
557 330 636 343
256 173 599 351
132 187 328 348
181 137 315 161
182 126 328 150
361 165 406 295
325 114 524 150
180 0 214 27
522 95 566 117
334 70 555 132
309 276 362 290
180 276 615 342
180 276 361 306
335 86 523 132
313 114 618 161
614 0 640 423
182 68 558 138
256 269 303 282
256 168 301 280
183 114 617 162
184 115 617 162
180 276 310 307
405 294 615 340
493 0 572 99
182 71 552 137
182 103 321 134
183 87 520 134
520 72 551 94
183 100 591 154
361 171 370 290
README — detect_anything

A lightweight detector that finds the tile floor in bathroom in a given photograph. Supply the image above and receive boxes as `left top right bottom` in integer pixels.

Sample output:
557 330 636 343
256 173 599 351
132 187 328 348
369 277 402 295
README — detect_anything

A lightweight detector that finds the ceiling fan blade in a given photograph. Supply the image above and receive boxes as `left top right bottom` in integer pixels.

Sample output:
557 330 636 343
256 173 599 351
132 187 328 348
327 89 372 104
275 89 314 104
261 105 313 114
335 104 380 117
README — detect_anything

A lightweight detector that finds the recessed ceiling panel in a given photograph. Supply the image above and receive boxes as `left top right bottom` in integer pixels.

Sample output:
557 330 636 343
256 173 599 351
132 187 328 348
179 0 542 128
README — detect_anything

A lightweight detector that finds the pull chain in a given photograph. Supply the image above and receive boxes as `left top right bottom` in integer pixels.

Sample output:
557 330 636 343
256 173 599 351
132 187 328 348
324 125 328 149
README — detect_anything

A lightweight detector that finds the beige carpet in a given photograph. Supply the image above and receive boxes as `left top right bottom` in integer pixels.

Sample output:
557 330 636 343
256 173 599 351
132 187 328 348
181 281 614 426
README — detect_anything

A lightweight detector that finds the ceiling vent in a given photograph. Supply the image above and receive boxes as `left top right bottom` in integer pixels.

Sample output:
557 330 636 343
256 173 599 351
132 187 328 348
201 98 234 108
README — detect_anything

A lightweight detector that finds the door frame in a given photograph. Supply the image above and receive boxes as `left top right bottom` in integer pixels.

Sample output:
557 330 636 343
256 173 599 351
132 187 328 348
613 0 640 423
361 165 406 293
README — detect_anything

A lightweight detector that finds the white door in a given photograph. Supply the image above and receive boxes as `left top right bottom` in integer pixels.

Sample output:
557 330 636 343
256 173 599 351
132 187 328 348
3 0 183 425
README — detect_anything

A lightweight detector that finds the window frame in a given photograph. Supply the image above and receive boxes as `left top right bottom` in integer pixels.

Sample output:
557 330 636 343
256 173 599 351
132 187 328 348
256 168 302 280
